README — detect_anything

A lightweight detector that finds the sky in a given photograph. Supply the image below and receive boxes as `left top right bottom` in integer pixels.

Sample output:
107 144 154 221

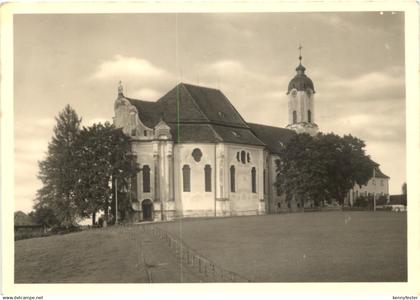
14 12 406 213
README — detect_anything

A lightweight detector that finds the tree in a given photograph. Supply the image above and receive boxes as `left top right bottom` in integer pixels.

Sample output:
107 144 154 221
402 182 407 195
321 133 372 204
73 122 139 225
34 105 82 227
276 132 373 206
14 211 34 226
28 203 60 227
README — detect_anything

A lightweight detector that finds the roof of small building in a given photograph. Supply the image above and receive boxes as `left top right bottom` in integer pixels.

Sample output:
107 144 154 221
374 165 390 179
248 123 296 154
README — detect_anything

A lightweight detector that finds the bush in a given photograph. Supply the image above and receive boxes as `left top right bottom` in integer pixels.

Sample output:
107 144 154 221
354 196 369 208
50 225 81 235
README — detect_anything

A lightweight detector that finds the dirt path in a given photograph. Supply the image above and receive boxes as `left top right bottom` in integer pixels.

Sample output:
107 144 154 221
15 225 203 283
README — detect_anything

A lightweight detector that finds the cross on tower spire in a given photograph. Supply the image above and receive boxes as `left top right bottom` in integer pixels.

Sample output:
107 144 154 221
298 44 303 62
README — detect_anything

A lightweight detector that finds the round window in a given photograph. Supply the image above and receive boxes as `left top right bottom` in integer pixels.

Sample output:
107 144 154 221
192 148 203 162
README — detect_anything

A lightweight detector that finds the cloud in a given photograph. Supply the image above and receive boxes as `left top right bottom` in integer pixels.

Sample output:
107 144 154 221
131 88 161 101
87 54 178 101
90 55 169 81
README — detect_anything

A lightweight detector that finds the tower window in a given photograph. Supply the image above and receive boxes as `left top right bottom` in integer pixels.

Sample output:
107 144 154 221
144 130 147 136
204 165 212 192
230 166 236 193
142 165 151 193
308 110 312 123
241 151 246 164
293 111 297 124
182 165 191 192
251 167 257 193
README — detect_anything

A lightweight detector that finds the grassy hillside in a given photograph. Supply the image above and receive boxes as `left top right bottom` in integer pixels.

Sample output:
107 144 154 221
15 211 407 283
15 225 202 283
157 211 407 282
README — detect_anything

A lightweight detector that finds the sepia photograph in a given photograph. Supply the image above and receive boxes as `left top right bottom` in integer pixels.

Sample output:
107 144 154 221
2 1 419 296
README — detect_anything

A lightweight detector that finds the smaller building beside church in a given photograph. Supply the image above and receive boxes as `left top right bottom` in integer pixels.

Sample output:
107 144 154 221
346 162 390 207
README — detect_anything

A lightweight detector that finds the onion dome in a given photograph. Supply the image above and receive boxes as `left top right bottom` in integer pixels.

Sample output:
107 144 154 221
287 45 315 94
287 64 315 94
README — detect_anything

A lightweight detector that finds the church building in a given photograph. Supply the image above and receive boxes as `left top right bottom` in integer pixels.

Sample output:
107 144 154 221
113 53 389 222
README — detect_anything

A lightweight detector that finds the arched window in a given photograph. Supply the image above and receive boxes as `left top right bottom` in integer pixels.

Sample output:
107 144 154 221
276 173 281 196
230 166 235 193
293 111 297 124
241 151 246 164
308 110 312 123
204 165 212 192
182 165 191 192
142 165 150 193
251 167 257 193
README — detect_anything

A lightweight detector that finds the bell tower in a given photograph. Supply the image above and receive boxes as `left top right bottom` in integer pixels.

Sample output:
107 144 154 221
286 45 319 136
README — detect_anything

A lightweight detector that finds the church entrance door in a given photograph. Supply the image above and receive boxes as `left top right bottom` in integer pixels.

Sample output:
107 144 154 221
142 199 153 221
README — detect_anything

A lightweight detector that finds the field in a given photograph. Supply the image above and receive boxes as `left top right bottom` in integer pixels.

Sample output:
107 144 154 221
15 211 406 283
15 225 203 283
157 211 407 282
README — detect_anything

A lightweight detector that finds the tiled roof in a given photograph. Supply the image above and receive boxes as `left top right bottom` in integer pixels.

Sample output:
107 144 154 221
248 123 296 154
167 123 222 143
157 84 209 123
126 98 163 128
125 83 265 146
374 165 390 179
181 83 249 128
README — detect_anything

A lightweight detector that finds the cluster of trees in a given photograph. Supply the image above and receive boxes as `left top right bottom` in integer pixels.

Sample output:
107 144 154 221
32 105 139 227
276 132 373 207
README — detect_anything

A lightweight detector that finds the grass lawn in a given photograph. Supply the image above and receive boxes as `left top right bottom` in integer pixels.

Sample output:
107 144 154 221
156 211 407 282
15 225 202 283
15 211 406 283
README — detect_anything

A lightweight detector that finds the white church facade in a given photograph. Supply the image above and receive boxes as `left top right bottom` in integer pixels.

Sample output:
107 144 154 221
113 56 389 222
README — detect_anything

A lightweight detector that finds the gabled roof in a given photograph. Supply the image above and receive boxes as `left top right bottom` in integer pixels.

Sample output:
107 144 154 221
181 83 249 128
157 83 209 123
124 83 264 146
374 165 390 179
248 123 296 154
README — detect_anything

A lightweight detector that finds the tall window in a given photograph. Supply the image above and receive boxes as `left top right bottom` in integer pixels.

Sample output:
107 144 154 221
293 111 297 124
142 165 150 193
308 110 312 123
204 165 212 192
276 173 281 196
263 169 266 194
131 173 138 197
251 167 257 193
230 166 236 192
182 165 191 192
